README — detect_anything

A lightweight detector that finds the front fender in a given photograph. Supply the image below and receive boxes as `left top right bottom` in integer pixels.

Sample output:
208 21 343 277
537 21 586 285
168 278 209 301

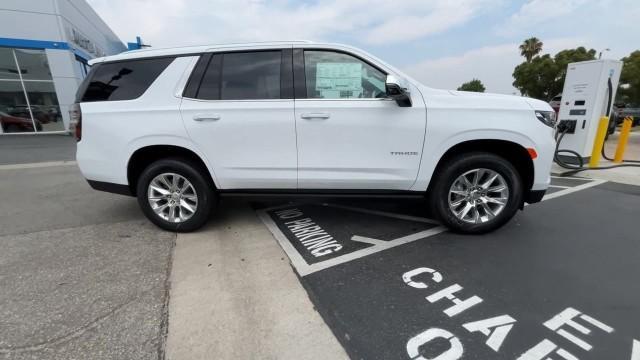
410 129 537 192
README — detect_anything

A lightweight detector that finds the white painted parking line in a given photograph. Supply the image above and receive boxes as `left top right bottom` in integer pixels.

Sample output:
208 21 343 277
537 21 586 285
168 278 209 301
550 175 591 180
300 226 448 276
548 185 570 189
259 178 607 277
258 209 312 276
258 203 447 276
0 160 77 171
541 179 607 202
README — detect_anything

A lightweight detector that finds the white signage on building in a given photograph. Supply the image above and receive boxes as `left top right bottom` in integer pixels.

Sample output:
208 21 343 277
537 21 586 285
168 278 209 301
68 27 104 57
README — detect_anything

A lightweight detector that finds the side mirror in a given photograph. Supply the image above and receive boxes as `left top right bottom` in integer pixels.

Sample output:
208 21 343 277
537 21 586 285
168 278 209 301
386 75 412 107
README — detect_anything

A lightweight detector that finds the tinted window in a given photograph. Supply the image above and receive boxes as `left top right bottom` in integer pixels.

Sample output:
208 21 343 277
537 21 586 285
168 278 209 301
304 51 386 99
80 57 174 102
220 51 281 100
183 54 212 99
196 55 222 100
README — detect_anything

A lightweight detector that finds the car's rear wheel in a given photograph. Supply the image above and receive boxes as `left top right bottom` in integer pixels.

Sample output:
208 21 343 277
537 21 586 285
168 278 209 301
136 158 215 232
429 152 523 234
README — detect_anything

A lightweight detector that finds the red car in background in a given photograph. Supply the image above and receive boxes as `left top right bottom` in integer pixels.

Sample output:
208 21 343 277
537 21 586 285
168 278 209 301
549 94 562 114
0 111 42 133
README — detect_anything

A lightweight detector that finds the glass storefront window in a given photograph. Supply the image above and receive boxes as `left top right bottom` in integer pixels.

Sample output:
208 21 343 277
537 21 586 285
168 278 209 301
0 47 62 133
13 49 53 80
23 81 63 131
0 48 20 80
0 80 37 133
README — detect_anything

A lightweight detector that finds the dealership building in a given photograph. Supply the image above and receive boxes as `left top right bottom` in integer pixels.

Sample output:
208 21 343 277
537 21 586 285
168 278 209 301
0 0 128 134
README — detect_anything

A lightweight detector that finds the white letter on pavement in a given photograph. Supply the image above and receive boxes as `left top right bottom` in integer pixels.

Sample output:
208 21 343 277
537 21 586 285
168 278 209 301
426 284 483 317
543 307 614 351
406 328 464 360
517 339 578 360
631 339 640 360
462 315 516 352
403 267 443 289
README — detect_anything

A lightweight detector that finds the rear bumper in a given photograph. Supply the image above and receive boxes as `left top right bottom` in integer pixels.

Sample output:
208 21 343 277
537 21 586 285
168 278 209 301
524 189 546 204
87 180 133 196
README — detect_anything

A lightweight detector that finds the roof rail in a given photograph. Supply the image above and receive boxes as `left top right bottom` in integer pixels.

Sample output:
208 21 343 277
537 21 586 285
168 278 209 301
205 40 313 48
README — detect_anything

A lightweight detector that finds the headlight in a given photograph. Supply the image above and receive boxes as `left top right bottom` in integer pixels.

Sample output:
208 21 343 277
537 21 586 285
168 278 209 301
535 110 556 128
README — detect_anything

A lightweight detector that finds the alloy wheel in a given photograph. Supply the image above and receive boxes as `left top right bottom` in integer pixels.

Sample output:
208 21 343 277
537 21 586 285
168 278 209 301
147 173 198 223
448 168 509 224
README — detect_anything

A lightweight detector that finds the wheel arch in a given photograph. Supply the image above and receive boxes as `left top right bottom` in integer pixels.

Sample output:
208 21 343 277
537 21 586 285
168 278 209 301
426 139 535 194
127 144 217 196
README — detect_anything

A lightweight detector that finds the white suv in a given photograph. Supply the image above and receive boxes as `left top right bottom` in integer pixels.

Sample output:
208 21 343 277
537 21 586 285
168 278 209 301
73 41 555 234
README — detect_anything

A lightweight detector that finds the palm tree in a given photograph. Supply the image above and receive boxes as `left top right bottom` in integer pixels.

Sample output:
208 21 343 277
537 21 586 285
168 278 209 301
519 37 543 62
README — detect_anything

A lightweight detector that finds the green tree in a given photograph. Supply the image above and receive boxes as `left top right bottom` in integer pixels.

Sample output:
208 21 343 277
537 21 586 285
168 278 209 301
519 37 543 62
618 51 640 106
554 47 597 83
512 46 596 100
457 79 486 92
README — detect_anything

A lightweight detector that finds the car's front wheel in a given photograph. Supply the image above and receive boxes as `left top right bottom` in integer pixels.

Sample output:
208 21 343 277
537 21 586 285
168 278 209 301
429 152 523 234
136 158 215 232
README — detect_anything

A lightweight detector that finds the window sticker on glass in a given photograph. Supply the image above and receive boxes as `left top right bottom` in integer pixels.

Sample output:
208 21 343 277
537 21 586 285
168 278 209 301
315 63 363 99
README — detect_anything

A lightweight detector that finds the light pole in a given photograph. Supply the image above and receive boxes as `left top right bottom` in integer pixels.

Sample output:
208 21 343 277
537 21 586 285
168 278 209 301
598 48 610 59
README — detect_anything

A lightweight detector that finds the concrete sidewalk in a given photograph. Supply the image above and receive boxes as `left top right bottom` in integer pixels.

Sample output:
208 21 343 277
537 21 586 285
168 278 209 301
553 129 640 185
165 199 348 360
0 164 173 360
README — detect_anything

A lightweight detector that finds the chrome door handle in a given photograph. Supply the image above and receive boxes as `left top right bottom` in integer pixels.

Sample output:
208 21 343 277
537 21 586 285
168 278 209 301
193 114 221 121
300 112 330 119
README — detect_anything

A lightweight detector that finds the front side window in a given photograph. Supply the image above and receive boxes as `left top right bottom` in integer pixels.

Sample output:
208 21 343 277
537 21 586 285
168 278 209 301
304 51 386 99
80 57 174 102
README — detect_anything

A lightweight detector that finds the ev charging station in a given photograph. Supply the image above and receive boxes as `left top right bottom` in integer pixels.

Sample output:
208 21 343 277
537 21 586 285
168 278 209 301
556 59 623 163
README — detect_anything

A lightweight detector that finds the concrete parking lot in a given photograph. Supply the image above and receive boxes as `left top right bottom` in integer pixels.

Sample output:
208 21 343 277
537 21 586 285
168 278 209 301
1 134 639 360
0 145 173 359
0 135 345 360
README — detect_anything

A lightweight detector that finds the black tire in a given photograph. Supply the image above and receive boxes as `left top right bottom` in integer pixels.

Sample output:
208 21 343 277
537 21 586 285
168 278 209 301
136 158 215 232
428 152 523 234
5 124 21 133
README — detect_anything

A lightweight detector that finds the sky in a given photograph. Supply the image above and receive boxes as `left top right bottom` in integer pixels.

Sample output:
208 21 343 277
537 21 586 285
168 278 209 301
87 0 640 95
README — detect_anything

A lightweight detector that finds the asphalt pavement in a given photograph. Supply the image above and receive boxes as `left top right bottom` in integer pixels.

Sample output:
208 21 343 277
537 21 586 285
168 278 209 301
256 180 640 360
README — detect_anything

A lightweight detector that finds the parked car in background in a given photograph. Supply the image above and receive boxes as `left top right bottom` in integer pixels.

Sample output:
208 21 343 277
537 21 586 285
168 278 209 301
75 41 555 234
614 103 640 126
0 111 42 132
9 106 55 124
549 94 562 114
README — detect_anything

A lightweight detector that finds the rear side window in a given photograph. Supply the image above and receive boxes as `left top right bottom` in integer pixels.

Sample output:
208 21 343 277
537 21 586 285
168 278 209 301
221 51 281 100
186 51 287 100
79 57 175 102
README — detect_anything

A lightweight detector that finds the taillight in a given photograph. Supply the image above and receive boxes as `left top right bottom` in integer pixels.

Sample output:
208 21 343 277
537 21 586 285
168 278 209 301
69 103 82 141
